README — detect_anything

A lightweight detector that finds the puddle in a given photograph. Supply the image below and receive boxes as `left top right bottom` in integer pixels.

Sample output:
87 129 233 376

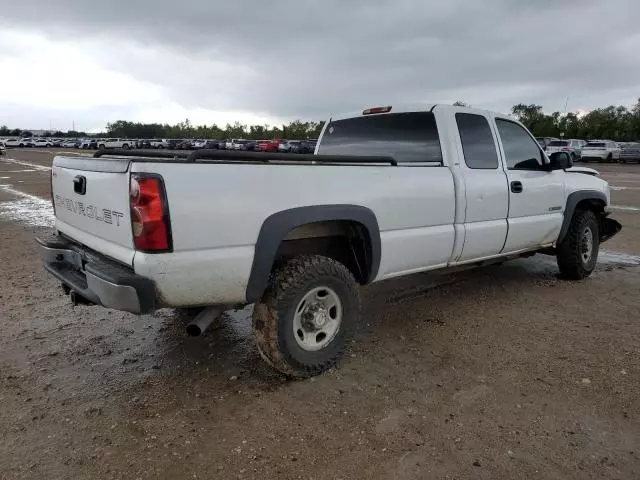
598 251 640 267
0 185 54 227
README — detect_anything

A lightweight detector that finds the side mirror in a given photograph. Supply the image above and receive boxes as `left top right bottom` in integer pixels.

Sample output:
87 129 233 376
547 151 572 171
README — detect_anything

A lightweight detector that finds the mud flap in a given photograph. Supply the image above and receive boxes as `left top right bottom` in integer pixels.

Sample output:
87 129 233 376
601 217 622 243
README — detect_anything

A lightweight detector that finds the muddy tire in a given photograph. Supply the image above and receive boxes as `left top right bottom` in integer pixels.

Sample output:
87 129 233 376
557 210 600 279
252 255 360 378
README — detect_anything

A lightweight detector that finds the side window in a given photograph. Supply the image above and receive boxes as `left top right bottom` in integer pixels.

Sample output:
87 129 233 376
495 119 544 170
455 113 499 169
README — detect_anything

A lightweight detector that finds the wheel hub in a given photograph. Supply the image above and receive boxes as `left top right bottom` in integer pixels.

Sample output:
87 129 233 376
302 304 329 330
293 286 343 351
581 227 593 263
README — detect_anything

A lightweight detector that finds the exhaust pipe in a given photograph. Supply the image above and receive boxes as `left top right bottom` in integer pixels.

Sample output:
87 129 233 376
186 306 225 337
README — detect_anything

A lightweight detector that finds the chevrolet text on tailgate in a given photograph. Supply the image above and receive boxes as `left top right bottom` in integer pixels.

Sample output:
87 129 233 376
37 104 622 378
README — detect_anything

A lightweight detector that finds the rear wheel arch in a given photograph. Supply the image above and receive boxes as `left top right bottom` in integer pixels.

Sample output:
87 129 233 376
245 205 381 303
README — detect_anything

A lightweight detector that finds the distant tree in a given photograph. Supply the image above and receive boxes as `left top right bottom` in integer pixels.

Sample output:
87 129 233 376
21 131 33 137
0 125 10 136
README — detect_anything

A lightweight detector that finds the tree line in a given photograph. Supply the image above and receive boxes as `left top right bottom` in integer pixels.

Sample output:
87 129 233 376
0 119 325 141
2 98 640 141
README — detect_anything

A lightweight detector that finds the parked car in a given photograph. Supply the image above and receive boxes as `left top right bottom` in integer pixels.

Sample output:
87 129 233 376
177 139 196 150
79 139 98 149
97 138 134 150
0 140 5 155
165 139 181 149
535 137 559 151
232 139 251 150
51 138 65 147
545 139 584 161
580 140 621 163
61 139 80 148
149 138 169 150
192 139 207 149
33 138 54 148
255 139 281 152
39 103 621 378
203 140 222 149
289 139 317 154
620 142 640 164
5 138 35 148
278 140 300 153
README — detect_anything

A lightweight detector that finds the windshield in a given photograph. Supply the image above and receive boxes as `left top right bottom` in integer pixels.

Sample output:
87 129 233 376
585 142 605 148
317 112 442 163
548 140 569 146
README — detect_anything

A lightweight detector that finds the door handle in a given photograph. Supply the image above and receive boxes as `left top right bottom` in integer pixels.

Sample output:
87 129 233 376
510 181 523 193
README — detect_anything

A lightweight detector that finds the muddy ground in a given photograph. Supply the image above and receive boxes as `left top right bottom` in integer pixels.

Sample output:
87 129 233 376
0 149 639 480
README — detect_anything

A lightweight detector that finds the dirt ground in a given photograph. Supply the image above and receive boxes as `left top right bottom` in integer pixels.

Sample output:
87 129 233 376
1 149 639 480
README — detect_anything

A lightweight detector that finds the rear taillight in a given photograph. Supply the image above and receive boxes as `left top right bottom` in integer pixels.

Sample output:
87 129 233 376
130 174 172 252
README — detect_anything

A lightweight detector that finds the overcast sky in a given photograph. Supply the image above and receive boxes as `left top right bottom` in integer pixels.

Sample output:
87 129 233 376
1 0 639 132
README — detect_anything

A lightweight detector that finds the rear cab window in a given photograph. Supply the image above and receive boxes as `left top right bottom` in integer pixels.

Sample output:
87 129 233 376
317 111 443 164
455 113 499 169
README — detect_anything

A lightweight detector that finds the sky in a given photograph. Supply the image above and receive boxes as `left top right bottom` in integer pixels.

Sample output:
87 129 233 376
0 0 639 132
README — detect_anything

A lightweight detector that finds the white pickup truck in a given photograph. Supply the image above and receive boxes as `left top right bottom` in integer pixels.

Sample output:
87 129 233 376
38 104 621 377
97 138 134 150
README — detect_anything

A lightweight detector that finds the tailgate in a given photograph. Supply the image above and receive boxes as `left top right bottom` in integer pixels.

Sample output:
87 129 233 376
52 156 135 265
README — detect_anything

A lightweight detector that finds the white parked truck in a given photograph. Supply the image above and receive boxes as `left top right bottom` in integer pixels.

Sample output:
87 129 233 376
38 104 621 377
97 138 134 150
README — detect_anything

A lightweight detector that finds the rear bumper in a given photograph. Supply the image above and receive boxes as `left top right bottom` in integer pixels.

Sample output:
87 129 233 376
36 234 156 314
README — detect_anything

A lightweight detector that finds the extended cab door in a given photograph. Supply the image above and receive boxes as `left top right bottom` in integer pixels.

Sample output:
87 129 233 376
493 117 565 252
452 111 510 262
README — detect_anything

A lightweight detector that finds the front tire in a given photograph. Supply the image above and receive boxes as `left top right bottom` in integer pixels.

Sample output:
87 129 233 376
557 210 600 279
252 255 360 378
122 144 129 150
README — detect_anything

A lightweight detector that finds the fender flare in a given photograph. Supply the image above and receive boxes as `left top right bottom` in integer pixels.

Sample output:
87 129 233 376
245 205 381 303
557 190 607 244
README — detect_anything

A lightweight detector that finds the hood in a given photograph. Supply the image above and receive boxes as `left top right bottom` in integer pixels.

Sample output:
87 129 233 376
566 166 599 176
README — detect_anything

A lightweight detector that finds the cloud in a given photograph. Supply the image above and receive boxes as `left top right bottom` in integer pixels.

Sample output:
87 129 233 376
1 0 639 130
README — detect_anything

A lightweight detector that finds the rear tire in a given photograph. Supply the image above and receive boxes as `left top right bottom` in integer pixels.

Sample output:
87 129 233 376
98 144 105 150
252 255 360 378
122 144 129 150
557 210 600 280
